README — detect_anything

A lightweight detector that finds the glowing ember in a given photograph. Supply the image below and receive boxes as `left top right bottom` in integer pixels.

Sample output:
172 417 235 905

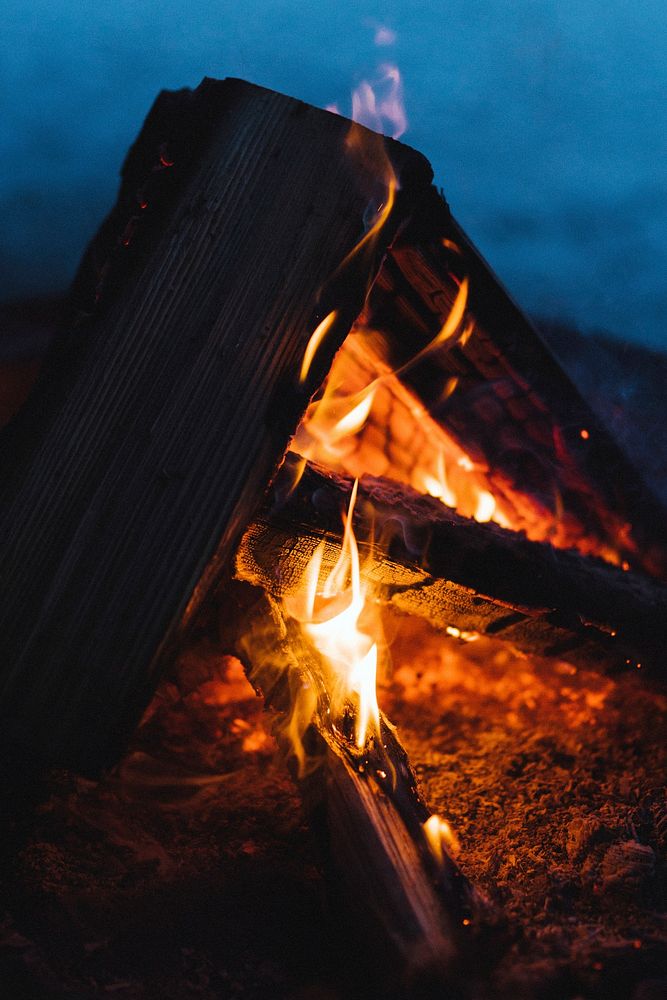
285 480 381 749
294 273 512 527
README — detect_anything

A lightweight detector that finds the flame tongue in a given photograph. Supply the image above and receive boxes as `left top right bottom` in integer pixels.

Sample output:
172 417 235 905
351 63 406 140
285 480 380 750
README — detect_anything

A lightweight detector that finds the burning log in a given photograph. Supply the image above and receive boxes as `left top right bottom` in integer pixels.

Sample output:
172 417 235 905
0 72 661 996
220 581 490 995
1 74 664 781
236 457 667 676
363 196 667 580
0 78 433 772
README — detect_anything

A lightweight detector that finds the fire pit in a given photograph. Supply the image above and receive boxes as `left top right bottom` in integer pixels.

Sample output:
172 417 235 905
0 77 665 999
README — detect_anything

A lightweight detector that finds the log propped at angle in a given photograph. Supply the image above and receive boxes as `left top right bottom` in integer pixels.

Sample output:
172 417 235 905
0 78 434 773
362 189 667 580
219 581 492 997
236 457 667 675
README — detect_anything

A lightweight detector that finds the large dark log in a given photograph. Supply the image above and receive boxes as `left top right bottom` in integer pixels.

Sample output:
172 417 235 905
363 190 667 579
220 581 490 996
0 78 433 772
236 457 667 675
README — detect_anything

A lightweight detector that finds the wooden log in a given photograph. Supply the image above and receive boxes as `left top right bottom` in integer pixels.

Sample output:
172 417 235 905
236 457 667 675
0 78 434 773
363 188 667 579
219 580 490 996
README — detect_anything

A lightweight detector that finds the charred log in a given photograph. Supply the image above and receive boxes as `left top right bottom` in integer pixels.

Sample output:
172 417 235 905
236 457 667 676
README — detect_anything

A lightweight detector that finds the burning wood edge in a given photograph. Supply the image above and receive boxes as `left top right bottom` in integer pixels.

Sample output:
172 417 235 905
366 203 667 579
236 456 667 676
219 581 492 995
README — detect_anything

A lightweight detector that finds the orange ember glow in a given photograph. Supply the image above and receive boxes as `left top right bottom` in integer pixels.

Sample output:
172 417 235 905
294 270 512 529
294 271 630 563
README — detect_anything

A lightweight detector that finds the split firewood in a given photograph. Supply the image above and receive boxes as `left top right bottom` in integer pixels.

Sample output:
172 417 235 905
219 580 492 996
0 78 432 772
236 457 667 675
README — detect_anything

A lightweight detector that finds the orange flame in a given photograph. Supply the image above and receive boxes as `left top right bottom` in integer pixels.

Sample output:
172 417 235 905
294 257 521 530
313 57 408 384
390 276 470 380
285 480 381 749
294 270 506 525
300 311 338 384
423 814 461 863
334 174 396 278
297 275 469 461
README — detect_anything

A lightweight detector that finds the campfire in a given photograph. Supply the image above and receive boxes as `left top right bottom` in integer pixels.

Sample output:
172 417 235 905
0 76 665 998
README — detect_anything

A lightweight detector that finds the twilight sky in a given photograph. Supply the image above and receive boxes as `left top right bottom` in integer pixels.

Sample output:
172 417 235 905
1 1 665 349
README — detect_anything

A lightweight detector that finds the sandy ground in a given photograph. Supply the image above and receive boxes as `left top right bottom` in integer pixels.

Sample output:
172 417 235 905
1 605 665 999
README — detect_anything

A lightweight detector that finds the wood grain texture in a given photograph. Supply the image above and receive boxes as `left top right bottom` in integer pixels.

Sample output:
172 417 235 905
236 458 667 675
0 78 433 771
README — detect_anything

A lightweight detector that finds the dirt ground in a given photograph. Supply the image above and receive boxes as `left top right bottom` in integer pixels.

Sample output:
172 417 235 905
384 615 667 999
1 605 665 1000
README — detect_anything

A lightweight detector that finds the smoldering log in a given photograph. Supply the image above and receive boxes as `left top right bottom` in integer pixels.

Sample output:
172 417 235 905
0 78 433 773
219 581 490 995
236 458 667 675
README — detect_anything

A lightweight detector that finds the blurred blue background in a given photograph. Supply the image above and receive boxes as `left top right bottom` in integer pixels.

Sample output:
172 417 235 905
1 0 665 349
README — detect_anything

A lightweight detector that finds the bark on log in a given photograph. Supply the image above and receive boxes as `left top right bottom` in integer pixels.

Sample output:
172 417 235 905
0 78 433 772
363 190 667 579
219 580 490 996
236 457 667 675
